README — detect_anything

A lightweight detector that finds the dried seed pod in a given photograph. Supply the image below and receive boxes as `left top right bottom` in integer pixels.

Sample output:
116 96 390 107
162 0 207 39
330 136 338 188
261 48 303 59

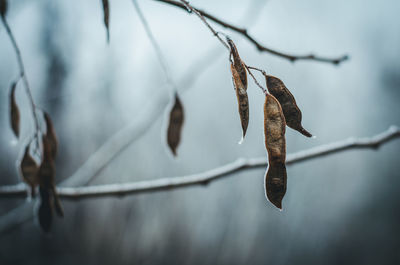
265 75 312 138
264 94 287 209
0 0 7 18
38 187 52 233
37 136 63 231
227 38 247 89
101 0 110 42
167 93 184 156
20 144 39 196
9 81 20 138
264 162 287 210
231 63 249 139
43 111 58 159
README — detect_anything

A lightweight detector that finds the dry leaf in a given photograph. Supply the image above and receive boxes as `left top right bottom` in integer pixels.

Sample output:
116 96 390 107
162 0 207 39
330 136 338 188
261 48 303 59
0 0 7 18
9 81 20 138
265 75 312 137
264 93 287 209
101 0 110 42
167 93 184 156
231 63 249 140
43 111 58 159
20 144 39 196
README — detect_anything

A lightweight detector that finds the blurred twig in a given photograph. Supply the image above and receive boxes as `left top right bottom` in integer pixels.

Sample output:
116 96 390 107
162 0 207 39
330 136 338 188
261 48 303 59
0 126 399 199
153 0 349 64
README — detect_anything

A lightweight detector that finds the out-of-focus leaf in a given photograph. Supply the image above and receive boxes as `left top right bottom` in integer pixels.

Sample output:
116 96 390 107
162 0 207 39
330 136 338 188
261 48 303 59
167 93 184 156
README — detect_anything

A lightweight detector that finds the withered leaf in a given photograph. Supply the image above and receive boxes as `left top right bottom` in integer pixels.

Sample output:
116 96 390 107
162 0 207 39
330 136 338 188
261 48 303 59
167 93 184 156
231 63 249 140
43 111 58 159
9 81 20 138
20 144 39 196
0 0 7 18
101 0 110 42
265 75 312 137
264 93 287 209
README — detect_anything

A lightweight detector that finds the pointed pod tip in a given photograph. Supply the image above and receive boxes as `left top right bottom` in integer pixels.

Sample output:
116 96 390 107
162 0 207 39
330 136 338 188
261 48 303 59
238 135 244 145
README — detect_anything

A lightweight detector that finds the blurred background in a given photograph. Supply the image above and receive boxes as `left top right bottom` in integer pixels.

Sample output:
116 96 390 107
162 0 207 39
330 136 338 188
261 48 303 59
0 0 400 264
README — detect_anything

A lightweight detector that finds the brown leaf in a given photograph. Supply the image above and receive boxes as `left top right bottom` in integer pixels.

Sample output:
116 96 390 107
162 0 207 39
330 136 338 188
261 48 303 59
101 0 110 42
264 93 287 209
167 93 184 156
9 81 20 138
231 63 249 140
0 0 7 18
43 111 58 159
20 144 39 196
265 75 312 137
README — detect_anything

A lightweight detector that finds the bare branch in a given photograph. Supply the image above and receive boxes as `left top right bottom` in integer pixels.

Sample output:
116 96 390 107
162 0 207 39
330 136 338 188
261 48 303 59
1 16 41 139
153 0 349 65
0 126 398 199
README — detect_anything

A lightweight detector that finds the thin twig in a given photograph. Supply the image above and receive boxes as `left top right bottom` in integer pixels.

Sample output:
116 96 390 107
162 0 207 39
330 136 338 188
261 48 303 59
178 0 229 50
0 126 398 199
154 0 348 65
132 0 178 92
245 65 267 94
1 16 41 138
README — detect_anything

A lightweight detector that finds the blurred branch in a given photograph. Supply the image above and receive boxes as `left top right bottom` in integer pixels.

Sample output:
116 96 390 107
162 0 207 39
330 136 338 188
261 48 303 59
153 0 349 64
1 16 41 140
0 126 399 199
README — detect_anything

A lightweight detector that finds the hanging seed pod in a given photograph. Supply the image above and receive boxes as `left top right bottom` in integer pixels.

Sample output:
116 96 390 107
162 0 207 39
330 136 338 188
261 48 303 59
227 38 247 89
38 187 52 232
43 111 58 159
231 63 249 140
20 144 39 196
167 93 184 156
37 136 63 232
9 81 20 138
101 0 110 42
264 93 287 209
0 0 7 18
265 75 312 138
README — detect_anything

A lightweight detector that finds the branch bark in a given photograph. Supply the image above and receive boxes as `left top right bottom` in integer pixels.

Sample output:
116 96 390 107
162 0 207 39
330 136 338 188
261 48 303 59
1 126 398 200
153 0 349 64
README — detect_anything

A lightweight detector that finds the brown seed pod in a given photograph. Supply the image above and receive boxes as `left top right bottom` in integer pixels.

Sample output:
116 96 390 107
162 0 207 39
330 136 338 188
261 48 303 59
9 81 20 138
227 38 247 89
265 75 312 138
264 93 287 209
101 0 110 42
231 63 249 139
167 93 184 156
264 162 287 210
20 144 39 196
0 0 7 18
37 136 63 231
43 111 58 159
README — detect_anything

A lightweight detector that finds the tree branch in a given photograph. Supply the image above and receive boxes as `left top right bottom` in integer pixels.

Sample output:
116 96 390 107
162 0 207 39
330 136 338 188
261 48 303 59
153 0 349 65
0 126 398 199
